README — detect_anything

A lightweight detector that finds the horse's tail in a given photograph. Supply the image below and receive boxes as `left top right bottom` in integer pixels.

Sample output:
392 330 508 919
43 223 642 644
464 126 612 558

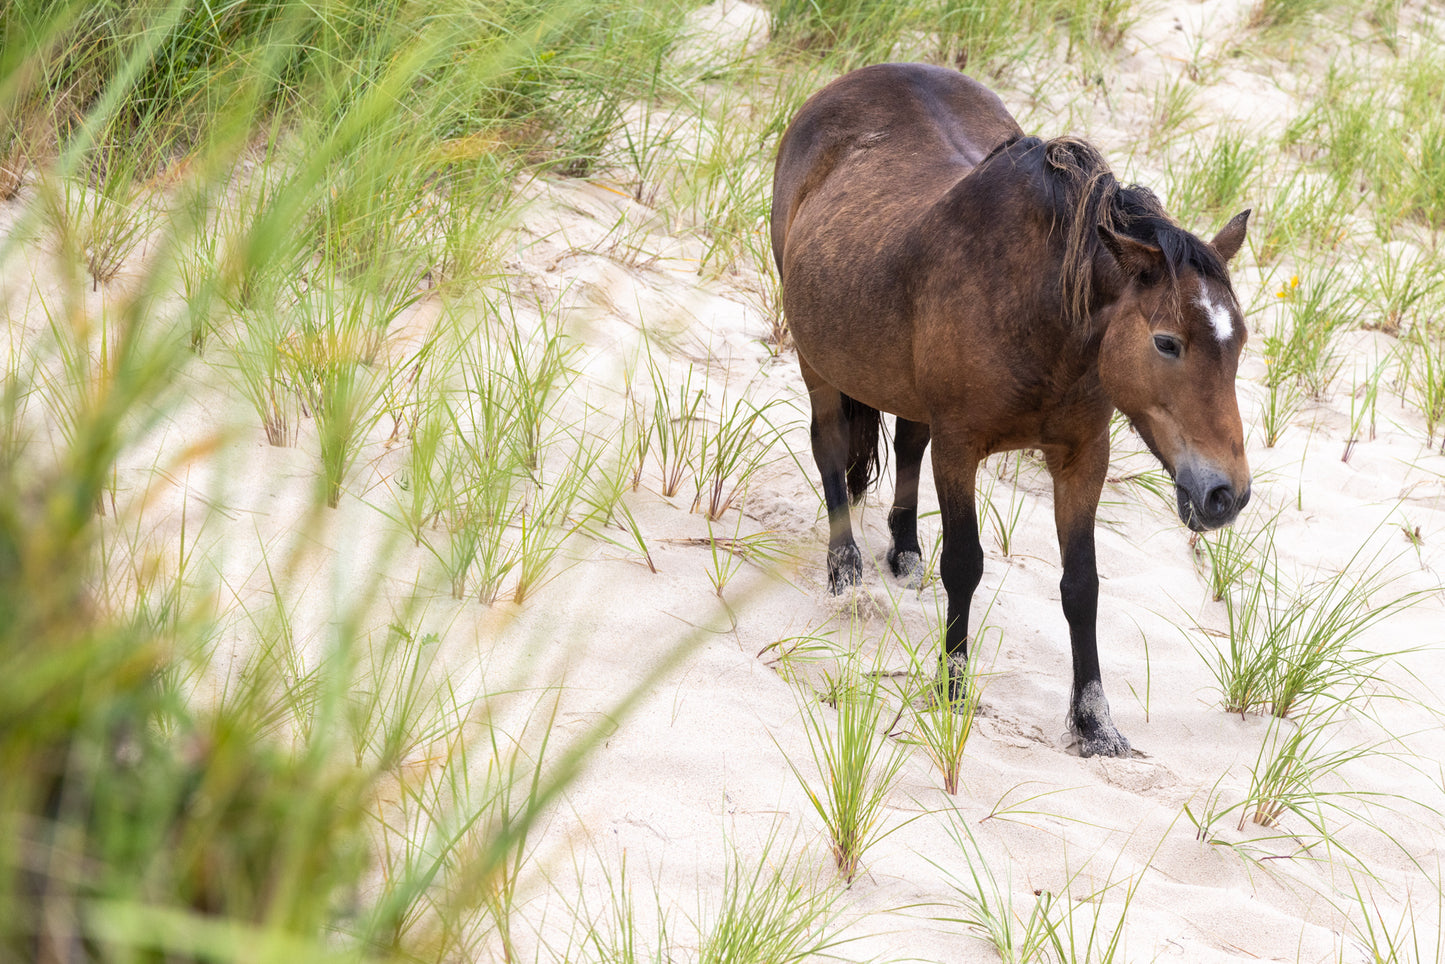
843 394 883 505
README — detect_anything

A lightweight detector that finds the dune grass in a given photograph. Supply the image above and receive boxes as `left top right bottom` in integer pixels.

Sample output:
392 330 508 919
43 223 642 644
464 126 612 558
786 648 910 883
931 807 1052 962
1194 529 1421 719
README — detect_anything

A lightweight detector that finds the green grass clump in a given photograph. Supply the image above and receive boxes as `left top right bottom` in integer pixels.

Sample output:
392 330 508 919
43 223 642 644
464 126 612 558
3 0 692 176
1373 50 1445 230
1195 533 1419 719
1196 515 1274 602
1167 129 1262 229
1284 41 1445 236
786 650 908 883
1403 322 1445 450
1262 266 1356 401
1246 0 1331 32
931 809 1051 962
695 837 846 963
768 0 926 62
768 0 1138 73
1252 173 1349 265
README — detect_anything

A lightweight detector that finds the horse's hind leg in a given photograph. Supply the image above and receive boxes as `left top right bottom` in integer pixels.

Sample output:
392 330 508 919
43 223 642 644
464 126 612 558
1046 443 1130 758
800 358 862 592
887 417 930 588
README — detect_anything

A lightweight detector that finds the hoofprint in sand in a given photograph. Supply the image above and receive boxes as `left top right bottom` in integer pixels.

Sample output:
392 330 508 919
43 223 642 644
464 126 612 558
7 0 1445 960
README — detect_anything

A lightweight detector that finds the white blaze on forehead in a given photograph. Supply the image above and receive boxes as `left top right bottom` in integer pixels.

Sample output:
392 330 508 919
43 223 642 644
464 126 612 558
1198 291 1235 343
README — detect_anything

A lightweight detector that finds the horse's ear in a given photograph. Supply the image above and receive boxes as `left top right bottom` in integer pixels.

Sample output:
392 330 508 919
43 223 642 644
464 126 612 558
1097 225 1166 283
1211 209 1251 263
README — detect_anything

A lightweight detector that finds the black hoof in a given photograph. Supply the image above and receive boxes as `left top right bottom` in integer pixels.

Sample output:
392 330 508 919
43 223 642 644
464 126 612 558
827 544 863 594
887 548 924 589
1069 681 1131 758
938 651 969 705
1076 724 1131 758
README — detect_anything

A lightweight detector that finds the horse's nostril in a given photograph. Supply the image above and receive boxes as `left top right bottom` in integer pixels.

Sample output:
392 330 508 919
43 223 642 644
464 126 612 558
1205 484 1235 519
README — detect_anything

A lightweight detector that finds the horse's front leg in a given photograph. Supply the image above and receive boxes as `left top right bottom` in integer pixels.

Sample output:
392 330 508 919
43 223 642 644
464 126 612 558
1047 443 1130 757
887 417 931 588
930 431 983 701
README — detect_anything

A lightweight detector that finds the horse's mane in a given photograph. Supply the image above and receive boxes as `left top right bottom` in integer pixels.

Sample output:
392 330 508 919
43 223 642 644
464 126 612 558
1023 136 1232 331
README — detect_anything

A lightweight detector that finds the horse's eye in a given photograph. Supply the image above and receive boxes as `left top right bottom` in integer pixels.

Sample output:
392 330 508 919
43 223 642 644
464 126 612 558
1153 334 1183 359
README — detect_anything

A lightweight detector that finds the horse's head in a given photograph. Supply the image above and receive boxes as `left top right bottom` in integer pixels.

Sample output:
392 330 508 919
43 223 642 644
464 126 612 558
1096 210 1252 532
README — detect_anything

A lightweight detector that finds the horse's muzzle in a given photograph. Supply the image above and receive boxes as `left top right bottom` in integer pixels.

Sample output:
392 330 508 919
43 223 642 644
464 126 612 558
1175 464 1250 532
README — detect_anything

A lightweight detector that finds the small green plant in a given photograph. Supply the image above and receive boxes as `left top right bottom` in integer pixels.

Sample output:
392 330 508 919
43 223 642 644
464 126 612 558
576 853 671 964
934 0 1043 78
1341 870 1445 964
230 304 299 447
692 392 780 520
476 704 555 960
1195 515 1276 602
576 429 657 573
427 159 516 294
1186 684 1439 859
977 452 1027 556
1252 174 1349 264
1193 534 1420 718
1146 74 1199 143
168 181 228 354
757 633 838 684
1247 0 1329 31
282 272 418 508
39 146 158 290
1266 266 1356 400
901 652 981 796
497 304 577 472
512 436 605 604
33 285 126 516
672 80 777 278
1342 356 1386 462
1237 697 1360 832
1061 0 1140 53
768 0 920 63
1377 112 1445 232
614 82 687 208
396 375 448 546
702 514 748 598
1168 129 1261 227
1361 245 1440 334
346 623 454 771
695 834 847 964
1403 325 1445 450
1258 370 1302 449
645 355 705 498
430 427 521 604
930 807 1051 963
786 652 909 883
890 582 1001 794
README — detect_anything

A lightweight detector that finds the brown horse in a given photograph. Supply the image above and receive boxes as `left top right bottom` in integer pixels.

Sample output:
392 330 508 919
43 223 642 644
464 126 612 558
771 63 1251 757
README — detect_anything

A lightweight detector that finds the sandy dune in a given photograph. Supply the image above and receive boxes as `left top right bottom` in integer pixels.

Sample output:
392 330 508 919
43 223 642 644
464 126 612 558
5 0 1444 959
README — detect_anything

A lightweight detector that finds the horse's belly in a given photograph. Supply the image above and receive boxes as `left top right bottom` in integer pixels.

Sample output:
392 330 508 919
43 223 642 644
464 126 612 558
784 266 929 421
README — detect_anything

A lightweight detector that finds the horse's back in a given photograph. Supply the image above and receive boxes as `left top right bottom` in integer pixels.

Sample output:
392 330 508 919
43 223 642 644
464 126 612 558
771 64 1022 264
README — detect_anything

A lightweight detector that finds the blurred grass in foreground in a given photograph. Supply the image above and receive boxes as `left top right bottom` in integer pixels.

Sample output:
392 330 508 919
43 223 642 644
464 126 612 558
0 0 694 959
